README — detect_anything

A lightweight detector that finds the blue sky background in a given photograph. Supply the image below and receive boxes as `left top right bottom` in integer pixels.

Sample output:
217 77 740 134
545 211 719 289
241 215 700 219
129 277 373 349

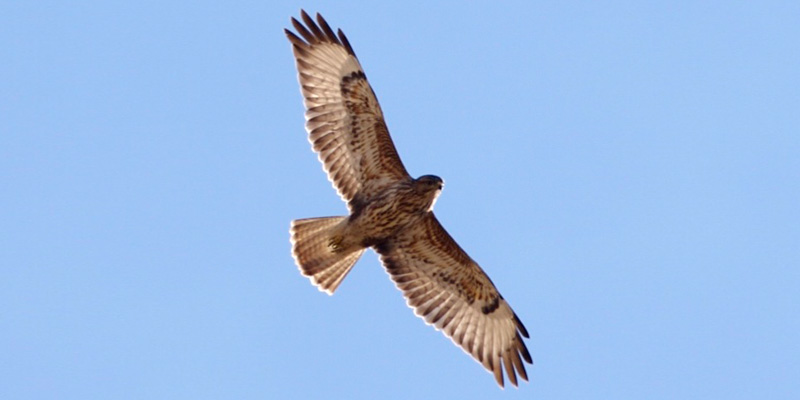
2 1 798 398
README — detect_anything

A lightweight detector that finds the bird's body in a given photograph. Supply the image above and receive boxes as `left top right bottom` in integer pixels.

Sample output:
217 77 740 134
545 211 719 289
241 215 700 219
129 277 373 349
327 176 441 254
285 10 532 388
351 176 443 241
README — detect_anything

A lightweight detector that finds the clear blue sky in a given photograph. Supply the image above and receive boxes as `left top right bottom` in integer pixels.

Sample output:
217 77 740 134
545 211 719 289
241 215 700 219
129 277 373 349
2 1 798 399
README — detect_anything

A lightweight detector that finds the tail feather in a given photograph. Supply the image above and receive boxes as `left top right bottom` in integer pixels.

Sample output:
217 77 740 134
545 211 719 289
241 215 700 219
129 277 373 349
290 217 365 294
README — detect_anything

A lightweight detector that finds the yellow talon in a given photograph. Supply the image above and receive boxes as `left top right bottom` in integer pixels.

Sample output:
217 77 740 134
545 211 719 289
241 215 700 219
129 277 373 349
328 236 344 252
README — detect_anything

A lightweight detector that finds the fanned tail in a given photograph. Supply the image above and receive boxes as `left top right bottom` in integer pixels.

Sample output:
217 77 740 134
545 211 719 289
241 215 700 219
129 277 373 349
290 217 365 294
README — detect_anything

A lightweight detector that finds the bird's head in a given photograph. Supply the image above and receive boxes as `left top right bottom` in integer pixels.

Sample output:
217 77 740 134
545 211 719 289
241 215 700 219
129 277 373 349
414 175 444 211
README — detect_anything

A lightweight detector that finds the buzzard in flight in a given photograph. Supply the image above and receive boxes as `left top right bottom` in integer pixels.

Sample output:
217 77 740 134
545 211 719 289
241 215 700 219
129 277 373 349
285 10 532 387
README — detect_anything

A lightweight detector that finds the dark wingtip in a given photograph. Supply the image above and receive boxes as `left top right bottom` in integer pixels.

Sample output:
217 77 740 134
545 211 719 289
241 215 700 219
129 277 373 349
337 28 357 57
513 312 529 338
299 9 312 23
301 10 324 39
315 12 340 45
518 333 533 364
289 16 315 44
288 10 354 54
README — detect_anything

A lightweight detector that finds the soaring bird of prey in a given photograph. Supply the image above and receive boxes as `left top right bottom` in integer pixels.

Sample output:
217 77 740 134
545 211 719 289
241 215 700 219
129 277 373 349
285 10 532 387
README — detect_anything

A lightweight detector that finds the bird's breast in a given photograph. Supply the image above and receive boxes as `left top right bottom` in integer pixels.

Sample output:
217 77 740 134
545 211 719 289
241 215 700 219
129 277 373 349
348 184 430 242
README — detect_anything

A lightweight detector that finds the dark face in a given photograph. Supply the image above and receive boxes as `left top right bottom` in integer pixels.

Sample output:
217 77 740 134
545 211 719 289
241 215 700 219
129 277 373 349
416 175 444 191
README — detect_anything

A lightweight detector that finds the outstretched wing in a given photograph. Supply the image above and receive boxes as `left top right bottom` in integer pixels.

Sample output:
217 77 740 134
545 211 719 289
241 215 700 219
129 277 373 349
375 214 532 388
285 11 410 210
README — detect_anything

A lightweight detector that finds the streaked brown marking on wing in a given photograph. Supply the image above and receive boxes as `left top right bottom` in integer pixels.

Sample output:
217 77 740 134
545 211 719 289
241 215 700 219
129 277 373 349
285 11 410 209
375 214 532 387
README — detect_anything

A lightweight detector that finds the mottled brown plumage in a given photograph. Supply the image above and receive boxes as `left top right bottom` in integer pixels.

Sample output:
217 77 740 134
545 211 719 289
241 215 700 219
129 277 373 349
286 10 531 388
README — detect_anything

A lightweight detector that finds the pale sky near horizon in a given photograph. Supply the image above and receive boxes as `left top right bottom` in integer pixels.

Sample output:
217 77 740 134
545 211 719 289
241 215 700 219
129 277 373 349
2 1 799 399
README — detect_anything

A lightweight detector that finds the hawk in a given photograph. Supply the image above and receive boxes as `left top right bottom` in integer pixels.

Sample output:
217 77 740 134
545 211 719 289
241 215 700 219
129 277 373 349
285 10 532 387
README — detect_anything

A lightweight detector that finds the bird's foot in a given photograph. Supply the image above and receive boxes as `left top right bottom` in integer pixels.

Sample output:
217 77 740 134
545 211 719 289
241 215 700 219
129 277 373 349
328 236 344 253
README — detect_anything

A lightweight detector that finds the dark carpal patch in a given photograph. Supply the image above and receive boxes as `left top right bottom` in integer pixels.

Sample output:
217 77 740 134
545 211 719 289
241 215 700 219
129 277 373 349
481 296 501 314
